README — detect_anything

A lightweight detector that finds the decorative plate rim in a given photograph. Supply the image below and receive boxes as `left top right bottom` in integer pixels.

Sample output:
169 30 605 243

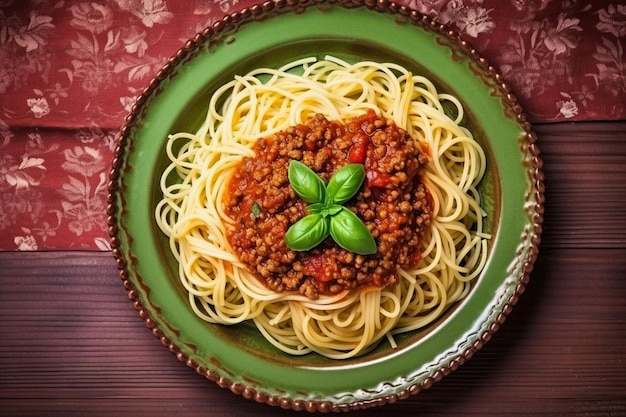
107 0 545 412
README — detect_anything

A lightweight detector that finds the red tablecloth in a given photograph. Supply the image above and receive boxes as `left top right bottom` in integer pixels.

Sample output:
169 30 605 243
1 0 625 250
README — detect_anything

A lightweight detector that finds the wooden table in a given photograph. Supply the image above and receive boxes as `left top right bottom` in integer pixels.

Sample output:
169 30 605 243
1 122 625 416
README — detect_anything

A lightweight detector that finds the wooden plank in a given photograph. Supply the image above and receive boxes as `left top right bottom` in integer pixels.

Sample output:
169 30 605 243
534 123 626 249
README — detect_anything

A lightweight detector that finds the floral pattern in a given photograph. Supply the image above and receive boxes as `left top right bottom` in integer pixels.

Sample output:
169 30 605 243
0 0 624 250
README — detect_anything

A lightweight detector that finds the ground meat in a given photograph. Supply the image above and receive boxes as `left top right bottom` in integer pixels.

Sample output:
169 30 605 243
224 111 432 299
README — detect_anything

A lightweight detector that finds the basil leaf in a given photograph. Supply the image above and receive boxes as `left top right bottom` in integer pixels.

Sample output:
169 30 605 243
321 204 343 218
329 207 377 255
285 160 377 255
307 202 325 214
285 213 330 251
288 160 326 204
326 164 365 205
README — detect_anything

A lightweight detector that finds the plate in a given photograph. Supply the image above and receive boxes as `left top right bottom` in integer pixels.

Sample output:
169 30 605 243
108 0 544 412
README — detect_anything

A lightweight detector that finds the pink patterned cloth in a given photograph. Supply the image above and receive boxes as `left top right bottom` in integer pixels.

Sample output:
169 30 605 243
1 0 625 250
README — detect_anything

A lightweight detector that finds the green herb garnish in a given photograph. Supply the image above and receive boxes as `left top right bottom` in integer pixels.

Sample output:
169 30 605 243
251 201 262 219
285 160 376 255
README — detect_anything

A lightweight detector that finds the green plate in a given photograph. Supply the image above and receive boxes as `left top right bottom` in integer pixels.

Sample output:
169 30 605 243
108 0 544 412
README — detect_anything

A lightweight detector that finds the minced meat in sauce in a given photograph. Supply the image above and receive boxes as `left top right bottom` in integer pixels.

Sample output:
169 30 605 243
224 111 432 299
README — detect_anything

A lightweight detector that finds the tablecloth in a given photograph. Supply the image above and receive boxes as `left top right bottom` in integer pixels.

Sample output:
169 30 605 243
1 0 624 250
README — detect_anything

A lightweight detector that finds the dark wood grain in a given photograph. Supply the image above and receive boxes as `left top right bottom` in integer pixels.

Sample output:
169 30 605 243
1 121 625 416
535 122 626 249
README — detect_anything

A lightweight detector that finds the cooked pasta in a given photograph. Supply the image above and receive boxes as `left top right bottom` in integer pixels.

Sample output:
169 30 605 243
155 56 489 359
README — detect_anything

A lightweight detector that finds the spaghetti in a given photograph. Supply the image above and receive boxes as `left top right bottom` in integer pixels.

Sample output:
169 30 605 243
155 56 489 359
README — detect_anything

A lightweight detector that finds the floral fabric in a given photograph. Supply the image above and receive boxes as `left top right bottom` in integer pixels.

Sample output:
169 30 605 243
1 0 624 250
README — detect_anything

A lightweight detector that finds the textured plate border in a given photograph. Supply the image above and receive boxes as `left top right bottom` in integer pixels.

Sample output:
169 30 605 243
107 0 545 412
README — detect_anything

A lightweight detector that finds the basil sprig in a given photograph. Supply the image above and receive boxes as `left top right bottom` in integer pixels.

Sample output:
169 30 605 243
285 161 377 255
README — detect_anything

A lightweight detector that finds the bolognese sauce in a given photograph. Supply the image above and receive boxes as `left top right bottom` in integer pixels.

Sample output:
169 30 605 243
224 111 432 299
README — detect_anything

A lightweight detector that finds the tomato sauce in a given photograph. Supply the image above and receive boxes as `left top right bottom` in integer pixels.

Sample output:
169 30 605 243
224 113 432 299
